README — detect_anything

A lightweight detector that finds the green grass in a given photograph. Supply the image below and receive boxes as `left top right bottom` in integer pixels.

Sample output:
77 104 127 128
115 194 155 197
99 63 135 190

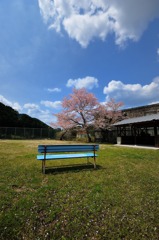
0 140 159 240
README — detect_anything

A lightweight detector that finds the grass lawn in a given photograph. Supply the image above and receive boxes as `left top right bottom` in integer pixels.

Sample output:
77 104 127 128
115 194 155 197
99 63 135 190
0 140 159 240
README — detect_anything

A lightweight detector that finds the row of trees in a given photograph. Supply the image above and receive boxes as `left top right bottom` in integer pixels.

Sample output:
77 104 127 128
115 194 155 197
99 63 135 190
52 88 124 142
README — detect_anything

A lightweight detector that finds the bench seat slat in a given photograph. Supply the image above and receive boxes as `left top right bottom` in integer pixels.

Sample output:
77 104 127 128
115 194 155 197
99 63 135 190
37 153 97 160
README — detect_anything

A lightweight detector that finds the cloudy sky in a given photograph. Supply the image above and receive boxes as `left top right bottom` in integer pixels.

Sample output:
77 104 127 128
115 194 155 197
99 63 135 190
0 0 159 125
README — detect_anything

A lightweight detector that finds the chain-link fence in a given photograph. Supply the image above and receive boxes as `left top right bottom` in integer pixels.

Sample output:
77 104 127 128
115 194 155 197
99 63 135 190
0 127 56 139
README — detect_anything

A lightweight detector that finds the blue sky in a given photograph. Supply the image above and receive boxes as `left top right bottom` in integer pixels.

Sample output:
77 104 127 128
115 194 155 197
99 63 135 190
0 0 159 125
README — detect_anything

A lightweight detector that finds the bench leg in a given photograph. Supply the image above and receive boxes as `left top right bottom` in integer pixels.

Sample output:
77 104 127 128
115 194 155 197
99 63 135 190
88 157 96 168
42 160 46 174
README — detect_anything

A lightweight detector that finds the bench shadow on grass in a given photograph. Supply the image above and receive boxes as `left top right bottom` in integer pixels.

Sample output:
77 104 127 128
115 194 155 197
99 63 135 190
45 163 102 175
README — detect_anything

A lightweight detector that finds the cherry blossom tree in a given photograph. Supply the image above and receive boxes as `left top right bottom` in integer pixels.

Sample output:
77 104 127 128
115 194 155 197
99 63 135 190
52 88 99 142
94 98 124 141
51 112 76 140
96 98 124 127
52 88 124 142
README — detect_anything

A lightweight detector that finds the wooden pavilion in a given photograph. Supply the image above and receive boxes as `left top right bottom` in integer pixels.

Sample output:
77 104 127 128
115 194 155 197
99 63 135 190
114 113 159 148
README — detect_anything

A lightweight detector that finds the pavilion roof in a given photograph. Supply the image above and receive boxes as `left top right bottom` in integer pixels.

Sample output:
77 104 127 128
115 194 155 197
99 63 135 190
113 113 159 126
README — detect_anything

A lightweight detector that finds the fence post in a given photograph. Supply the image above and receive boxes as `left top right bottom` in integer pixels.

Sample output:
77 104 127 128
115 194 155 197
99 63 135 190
41 128 42 138
5 127 6 138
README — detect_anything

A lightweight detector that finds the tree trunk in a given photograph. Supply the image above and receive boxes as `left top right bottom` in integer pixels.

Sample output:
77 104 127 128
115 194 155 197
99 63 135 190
86 129 92 142
60 130 67 140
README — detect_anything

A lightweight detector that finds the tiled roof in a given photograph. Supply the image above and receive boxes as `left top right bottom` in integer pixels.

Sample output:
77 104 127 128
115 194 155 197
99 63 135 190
114 113 159 126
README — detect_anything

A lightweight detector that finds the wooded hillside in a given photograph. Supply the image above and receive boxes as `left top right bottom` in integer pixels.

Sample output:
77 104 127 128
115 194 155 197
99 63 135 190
0 102 50 128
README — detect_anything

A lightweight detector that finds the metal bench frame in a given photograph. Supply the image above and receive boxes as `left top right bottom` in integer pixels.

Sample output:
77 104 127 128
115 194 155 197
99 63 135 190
37 144 99 173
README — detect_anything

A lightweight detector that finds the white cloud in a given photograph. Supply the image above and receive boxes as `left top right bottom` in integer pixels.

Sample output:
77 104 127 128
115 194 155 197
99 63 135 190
63 12 111 48
23 102 56 125
38 0 55 23
23 103 46 119
38 0 159 47
23 103 39 110
25 106 54 125
41 100 62 109
66 76 99 89
103 77 159 107
39 110 57 125
47 88 61 92
0 95 22 111
157 48 159 57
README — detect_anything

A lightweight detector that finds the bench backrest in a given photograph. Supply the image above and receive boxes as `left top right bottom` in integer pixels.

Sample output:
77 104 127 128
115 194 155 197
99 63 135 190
38 145 99 153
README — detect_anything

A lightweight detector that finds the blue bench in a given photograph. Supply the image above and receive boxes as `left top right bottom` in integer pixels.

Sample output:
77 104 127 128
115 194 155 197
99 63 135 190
37 144 99 173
